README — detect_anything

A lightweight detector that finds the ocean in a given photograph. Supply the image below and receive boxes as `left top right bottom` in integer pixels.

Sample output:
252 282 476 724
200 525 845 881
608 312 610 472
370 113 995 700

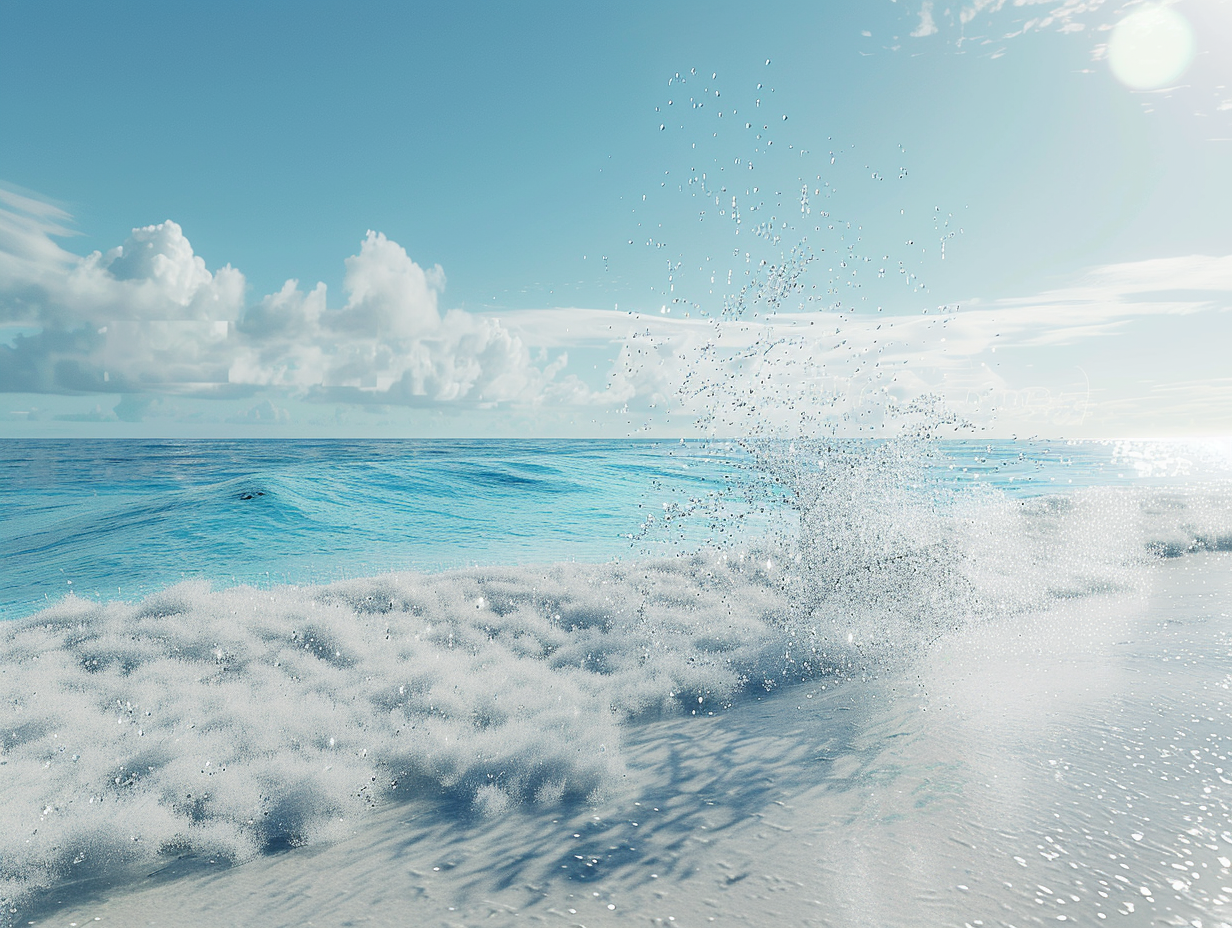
4 437 1232 927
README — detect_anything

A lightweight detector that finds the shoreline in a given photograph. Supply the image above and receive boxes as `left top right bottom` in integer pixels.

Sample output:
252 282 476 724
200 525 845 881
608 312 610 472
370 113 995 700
14 552 1232 927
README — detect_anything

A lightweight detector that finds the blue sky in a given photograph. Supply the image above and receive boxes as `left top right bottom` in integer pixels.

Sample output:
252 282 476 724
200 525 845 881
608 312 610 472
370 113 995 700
1 0 1230 438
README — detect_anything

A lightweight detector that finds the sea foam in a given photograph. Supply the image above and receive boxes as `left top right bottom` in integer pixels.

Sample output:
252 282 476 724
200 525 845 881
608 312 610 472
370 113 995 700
0 553 792 907
3 479 1232 912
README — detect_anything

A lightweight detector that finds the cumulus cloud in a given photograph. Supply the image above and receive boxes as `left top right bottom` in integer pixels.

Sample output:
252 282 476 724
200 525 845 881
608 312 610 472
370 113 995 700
0 196 594 408
2 190 1228 436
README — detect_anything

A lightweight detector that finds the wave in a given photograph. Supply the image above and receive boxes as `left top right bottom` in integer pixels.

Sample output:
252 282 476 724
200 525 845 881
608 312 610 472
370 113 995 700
3 478 1232 913
0 553 794 910
0 441 729 621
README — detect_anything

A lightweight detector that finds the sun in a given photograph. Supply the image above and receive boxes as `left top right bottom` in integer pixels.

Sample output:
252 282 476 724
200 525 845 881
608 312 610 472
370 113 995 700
1107 4 1197 90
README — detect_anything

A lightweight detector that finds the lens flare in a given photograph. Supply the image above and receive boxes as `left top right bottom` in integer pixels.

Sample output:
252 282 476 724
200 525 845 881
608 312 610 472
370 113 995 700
1108 4 1196 90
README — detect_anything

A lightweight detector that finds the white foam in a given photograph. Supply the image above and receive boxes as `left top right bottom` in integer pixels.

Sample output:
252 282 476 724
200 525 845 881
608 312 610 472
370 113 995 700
4 480 1232 912
0 554 794 908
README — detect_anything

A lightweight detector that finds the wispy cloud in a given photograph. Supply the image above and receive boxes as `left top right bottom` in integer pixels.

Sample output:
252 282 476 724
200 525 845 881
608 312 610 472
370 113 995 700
494 252 1232 436
912 1 939 37
950 0 1110 35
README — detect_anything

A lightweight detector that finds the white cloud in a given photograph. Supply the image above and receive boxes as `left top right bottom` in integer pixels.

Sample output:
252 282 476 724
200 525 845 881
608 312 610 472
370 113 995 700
1 191 1229 437
336 231 444 339
912 1 939 38
102 220 218 306
0 198 595 408
933 0 1112 37
490 252 1232 437
226 399 290 424
228 232 593 407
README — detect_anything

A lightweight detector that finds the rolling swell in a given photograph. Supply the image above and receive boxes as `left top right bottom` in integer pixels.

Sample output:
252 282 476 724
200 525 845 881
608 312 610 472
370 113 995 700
0 441 723 622
0 472 316 618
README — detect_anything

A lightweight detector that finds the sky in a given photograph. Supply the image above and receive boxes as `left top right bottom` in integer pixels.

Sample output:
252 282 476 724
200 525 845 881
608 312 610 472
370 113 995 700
1 0 1230 439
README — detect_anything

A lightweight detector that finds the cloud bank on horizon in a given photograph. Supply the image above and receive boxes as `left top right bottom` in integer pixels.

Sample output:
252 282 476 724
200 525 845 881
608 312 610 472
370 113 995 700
0 190 596 410
1 188 1230 438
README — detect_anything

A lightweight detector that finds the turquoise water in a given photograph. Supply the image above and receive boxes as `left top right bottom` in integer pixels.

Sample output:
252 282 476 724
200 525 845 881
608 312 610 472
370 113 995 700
5 438 1228 622
1 440 716 620
5 437 1232 925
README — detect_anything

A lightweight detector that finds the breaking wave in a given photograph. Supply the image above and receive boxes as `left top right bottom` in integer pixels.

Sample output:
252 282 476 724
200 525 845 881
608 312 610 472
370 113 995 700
3 471 1232 912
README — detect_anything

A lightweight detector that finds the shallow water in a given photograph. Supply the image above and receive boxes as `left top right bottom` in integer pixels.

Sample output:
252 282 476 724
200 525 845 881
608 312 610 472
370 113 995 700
4 437 1228 622
15 553 1232 927
5 439 1232 926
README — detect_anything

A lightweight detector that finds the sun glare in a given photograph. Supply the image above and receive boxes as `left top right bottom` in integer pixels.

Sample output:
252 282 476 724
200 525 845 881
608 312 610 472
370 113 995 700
1108 4 1196 90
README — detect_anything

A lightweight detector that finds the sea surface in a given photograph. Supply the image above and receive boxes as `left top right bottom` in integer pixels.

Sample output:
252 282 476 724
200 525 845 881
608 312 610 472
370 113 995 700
4 437 1232 927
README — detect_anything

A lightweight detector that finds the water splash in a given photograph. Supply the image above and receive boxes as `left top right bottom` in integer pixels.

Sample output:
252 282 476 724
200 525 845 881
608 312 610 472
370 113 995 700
635 66 990 669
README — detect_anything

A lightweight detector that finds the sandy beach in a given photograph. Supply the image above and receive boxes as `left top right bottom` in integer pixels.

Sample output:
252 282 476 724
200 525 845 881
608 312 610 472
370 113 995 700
19 551 1232 928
